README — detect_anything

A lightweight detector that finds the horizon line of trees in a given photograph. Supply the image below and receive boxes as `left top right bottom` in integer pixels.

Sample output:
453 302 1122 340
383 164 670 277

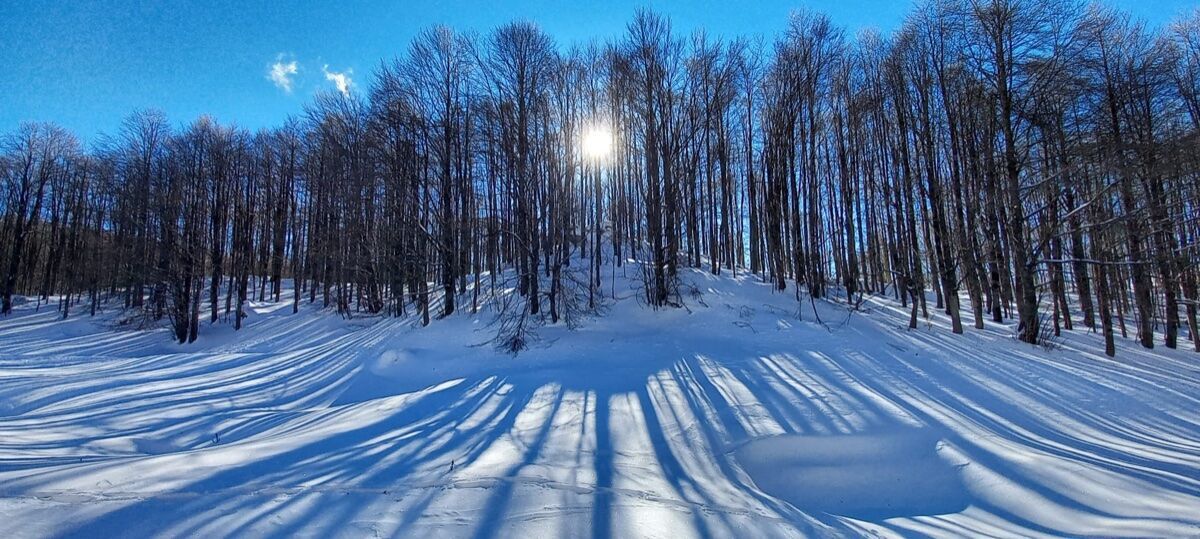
3 0 1199 356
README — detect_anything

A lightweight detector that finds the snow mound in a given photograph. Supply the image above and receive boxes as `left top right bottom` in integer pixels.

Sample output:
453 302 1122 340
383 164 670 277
736 427 969 519
333 349 419 406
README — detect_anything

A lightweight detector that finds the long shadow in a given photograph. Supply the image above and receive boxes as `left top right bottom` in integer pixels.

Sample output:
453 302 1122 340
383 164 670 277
851 305 1200 466
9 284 1199 538
0 316 397 463
590 388 613 539
871 340 1200 496
259 377 532 539
636 383 714 538
53 376 499 538
470 387 565 539
669 356 840 536
806 343 1200 532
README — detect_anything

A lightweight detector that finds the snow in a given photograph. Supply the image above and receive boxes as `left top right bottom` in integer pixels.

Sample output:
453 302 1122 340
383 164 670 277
0 265 1198 538
734 428 969 520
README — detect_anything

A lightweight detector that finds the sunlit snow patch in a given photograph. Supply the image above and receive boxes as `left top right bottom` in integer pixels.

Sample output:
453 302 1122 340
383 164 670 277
735 427 968 520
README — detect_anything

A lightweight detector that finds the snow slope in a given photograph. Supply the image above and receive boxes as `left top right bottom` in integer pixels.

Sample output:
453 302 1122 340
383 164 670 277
0 266 1198 538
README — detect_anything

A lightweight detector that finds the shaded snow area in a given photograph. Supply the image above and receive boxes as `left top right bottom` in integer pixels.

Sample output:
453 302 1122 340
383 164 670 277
1 266 1198 538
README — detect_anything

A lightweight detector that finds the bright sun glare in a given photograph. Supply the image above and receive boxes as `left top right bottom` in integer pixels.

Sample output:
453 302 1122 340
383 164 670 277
582 127 612 160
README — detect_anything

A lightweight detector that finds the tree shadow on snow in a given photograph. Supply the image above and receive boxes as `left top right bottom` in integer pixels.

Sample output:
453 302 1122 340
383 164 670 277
3 291 1199 538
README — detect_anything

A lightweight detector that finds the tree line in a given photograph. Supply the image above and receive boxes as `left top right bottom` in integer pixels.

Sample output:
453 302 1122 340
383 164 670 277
2 0 1199 356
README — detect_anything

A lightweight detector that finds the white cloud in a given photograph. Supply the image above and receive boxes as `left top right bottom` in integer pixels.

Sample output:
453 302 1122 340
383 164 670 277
268 55 299 93
322 65 353 97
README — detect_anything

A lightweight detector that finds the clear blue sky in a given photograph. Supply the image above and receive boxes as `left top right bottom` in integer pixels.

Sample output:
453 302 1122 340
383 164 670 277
1 0 1193 145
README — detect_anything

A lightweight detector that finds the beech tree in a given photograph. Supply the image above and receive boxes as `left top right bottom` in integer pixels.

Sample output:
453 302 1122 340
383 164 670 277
3 1 1197 356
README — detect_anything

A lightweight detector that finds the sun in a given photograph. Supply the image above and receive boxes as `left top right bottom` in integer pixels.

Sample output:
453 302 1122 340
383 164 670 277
581 126 612 160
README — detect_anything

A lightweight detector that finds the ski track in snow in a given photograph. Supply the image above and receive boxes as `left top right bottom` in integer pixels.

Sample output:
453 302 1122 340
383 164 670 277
0 267 1198 538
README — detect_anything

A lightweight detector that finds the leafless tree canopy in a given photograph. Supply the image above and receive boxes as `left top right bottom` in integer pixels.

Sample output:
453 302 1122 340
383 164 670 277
3 2 1199 356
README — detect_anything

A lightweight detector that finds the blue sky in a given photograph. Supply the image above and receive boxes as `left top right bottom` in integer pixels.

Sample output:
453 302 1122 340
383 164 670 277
1 0 1193 145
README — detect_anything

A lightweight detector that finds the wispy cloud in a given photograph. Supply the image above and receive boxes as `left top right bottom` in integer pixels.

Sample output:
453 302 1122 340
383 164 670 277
268 55 299 93
322 65 353 97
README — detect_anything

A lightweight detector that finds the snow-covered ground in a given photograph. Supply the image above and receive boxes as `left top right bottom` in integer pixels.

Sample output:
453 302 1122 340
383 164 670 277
1 266 1198 538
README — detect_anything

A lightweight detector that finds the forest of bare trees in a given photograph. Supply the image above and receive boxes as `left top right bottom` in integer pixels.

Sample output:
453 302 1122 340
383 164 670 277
3 0 1199 356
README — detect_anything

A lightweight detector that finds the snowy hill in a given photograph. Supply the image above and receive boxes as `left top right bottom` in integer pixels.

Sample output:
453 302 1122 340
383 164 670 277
0 266 1198 538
